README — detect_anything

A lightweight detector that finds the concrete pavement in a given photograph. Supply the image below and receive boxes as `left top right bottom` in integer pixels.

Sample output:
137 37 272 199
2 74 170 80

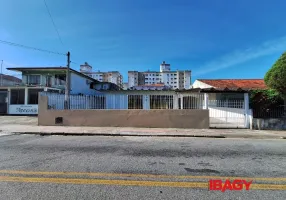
0 135 285 199
0 116 286 139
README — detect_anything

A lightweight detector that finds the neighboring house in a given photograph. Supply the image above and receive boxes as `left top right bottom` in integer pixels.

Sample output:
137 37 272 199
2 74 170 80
128 61 191 90
192 79 267 90
0 74 22 86
192 79 267 101
80 62 123 88
0 66 103 115
90 82 122 91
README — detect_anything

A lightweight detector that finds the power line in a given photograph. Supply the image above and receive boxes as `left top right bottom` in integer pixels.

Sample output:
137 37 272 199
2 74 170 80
43 0 64 46
71 61 77 64
0 39 65 55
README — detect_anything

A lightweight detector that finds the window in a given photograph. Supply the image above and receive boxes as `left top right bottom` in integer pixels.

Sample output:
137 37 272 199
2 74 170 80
10 89 25 104
46 76 53 87
47 89 59 93
28 75 41 85
167 82 169 84
55 74 66 85
174 78 177 80
153 78 155 80
128 95 143 109
174 82 177 84
150 95 173 109
171 78 173 80
28 89 44 104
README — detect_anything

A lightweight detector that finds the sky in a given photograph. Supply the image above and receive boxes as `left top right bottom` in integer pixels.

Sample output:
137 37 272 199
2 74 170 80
1 0 286 83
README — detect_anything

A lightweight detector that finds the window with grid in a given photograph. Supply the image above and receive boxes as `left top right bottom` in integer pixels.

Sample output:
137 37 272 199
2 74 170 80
150 95 173 109
128 95 143 109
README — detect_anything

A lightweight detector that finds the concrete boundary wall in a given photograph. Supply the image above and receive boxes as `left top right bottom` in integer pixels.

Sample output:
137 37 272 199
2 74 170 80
252 118 286 130
38 96 209 128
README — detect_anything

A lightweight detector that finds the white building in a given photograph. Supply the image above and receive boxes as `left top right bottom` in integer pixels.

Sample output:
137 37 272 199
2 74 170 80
122 82 128 90
128 61 191 89
0 67 103 115
80 62 123 88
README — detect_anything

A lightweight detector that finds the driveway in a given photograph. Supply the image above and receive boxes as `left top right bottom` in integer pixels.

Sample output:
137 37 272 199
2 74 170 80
0 116 38 126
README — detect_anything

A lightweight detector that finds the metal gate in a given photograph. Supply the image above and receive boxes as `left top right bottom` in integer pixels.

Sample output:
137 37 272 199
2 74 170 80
0 91 8 114
208 100 246 128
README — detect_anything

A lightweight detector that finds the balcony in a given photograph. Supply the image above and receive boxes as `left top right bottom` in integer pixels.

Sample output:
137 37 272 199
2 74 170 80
22 75 66 88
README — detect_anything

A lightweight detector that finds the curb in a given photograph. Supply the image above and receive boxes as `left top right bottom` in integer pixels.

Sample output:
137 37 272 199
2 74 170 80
13 132 227 138
10 132 285 139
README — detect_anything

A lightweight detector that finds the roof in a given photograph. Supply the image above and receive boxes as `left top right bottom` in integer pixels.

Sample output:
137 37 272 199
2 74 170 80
0 74 21 82
197 79 267 90
130 83 172 91
105 87 250 93
6 67 99 83
139 83 166 87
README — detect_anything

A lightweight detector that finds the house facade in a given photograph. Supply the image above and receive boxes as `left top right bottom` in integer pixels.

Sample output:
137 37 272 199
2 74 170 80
40 87 251 128
0 67 102 115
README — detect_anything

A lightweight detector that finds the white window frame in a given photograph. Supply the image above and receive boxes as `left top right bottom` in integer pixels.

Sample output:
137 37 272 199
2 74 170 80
27 74 41 85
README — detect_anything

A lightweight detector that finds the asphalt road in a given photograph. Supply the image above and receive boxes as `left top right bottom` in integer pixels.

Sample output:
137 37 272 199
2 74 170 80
0 134 285 200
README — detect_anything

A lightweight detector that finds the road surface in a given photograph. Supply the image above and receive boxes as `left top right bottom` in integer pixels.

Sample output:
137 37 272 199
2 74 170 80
0 134 285 199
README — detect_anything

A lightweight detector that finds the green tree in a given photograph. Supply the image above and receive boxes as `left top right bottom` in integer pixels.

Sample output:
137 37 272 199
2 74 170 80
264 52 286 109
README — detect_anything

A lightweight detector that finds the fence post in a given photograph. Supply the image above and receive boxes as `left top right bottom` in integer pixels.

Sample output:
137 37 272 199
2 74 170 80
248 109 253 130
143 95 150 110
204 93 208 109
244 93 250 128
173 94 179 109
180 94 184 109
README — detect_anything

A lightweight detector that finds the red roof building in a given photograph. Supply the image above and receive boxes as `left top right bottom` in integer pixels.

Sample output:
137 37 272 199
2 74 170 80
192 79 267 90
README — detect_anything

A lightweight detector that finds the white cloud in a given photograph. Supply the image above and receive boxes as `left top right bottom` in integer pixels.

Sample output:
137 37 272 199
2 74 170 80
193 36 286 76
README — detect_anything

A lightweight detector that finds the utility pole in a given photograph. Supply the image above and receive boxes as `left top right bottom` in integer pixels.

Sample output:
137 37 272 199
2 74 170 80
0 60 3 86
64 52 70 109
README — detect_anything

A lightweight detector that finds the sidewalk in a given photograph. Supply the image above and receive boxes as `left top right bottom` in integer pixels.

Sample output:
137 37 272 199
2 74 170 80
1 116 286 139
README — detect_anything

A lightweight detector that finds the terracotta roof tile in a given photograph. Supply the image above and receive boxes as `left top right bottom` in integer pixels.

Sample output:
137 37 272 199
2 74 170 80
198 79 267 90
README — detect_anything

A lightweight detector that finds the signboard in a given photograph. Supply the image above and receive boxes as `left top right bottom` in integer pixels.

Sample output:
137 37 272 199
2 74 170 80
9 105 38 115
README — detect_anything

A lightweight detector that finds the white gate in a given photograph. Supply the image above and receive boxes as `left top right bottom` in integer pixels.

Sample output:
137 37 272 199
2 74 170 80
208 100 246 128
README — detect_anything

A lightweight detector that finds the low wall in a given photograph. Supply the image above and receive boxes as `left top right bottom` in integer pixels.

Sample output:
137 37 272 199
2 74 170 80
38 96 209 128
252 118 286 130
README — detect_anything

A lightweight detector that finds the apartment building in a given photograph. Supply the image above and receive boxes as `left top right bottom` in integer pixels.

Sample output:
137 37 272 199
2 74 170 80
80 62 123 88
128 61 191 89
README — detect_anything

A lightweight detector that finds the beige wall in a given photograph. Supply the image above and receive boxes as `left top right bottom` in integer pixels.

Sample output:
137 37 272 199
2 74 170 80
38 96 209 128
